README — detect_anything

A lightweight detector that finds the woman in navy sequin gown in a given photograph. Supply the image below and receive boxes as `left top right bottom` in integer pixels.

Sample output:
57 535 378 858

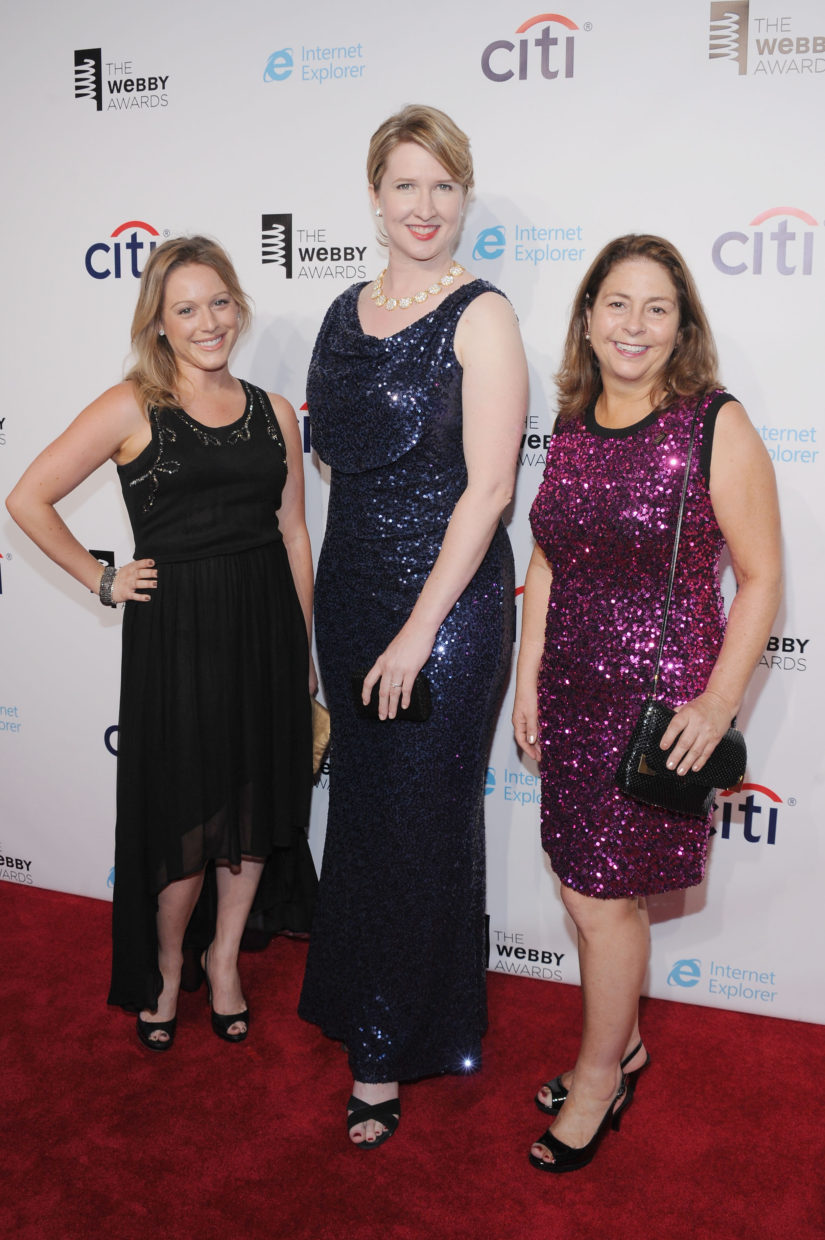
513 236 781 1172
7 237 317 1050
298 106 528 1148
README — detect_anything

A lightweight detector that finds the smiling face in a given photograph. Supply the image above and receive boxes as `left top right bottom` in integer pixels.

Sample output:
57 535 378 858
369 140 465 266
159 263 239 379
585 258 681 399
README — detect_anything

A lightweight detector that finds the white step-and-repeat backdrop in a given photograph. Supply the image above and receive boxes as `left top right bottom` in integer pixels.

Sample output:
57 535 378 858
2 1 823 1023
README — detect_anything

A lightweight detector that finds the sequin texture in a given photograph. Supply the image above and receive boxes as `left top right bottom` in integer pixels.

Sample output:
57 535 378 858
529 392 732 898
298 281 515 1082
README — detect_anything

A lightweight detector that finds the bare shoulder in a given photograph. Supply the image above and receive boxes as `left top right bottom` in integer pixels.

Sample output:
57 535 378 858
455 287 523 368
266 390 297 420
710 397 777 499
712 399 769 459
460 286 520 330
266 391 301 447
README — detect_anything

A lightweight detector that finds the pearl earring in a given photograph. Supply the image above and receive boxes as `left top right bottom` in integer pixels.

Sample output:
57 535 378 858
159 328 165 337
375 208 382 217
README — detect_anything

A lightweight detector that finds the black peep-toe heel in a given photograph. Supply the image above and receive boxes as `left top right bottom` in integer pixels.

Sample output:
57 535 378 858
201 944 249 1043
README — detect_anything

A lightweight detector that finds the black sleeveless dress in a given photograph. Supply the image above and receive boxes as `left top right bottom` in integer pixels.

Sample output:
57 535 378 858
108 380 316 1013
298 282 515 1083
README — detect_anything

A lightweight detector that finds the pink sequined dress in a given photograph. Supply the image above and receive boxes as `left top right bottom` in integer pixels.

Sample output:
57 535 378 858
529 391 734 898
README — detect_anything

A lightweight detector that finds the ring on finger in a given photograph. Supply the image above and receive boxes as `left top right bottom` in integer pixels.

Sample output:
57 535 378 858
390 682 402 688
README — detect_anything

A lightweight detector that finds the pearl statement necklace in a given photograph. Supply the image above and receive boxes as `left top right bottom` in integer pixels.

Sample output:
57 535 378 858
370 263 464 312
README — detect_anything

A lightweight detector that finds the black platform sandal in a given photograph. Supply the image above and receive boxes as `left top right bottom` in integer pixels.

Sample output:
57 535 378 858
346 1095 401 1150
136 1014 177 1052
535 1039 650 1116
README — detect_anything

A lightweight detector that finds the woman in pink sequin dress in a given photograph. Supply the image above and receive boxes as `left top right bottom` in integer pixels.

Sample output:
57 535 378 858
512 235 781 1173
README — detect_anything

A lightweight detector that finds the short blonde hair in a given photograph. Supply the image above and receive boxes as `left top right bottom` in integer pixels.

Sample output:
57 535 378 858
367 104 474 192
126 235 252 414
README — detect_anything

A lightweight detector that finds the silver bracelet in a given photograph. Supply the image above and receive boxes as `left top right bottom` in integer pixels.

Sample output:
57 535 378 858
98 564 118 608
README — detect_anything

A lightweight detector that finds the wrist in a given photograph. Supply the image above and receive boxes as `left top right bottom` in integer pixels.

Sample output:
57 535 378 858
702 686 740 718
98 564 118 608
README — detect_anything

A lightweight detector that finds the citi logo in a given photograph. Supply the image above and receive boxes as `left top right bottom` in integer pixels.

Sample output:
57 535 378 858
715 783 784 846
262 214 293 277
712 207 817 276
264 49 293 81
74 47 103 109
481 13 578 82
709 1 749 75
85 220 160 280
667 959 702 988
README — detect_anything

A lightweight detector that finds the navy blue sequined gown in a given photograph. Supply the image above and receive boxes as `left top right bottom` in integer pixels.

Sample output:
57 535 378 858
298 281 515 1083
108 381 316 1013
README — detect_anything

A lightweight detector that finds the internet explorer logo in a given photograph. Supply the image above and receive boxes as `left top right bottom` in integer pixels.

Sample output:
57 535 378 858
485 767 496 796
667 959 702 988
264 49 293 82
473 226 506 261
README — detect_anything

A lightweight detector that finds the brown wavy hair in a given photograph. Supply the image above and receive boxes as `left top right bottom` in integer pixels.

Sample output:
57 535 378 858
556 234 719 422
126 235 252 414
367 104 474 194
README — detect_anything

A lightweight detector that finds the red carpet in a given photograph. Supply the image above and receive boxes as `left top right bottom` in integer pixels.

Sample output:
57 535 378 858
3 883 823 1239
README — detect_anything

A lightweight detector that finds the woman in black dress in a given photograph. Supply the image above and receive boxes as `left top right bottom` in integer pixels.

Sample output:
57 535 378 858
298 106 528 1147
7 236 316 1050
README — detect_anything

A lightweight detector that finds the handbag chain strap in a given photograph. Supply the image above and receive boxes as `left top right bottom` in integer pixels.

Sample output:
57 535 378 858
649 395 705 697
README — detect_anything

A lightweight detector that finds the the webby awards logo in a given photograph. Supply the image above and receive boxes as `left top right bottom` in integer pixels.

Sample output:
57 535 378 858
74 47 170 111
709 2 825 77
261 214 367 281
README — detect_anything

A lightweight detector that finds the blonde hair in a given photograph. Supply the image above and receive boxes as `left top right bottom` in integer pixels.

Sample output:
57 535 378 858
367 104 474 192
556 234 719 422
126 236 252 414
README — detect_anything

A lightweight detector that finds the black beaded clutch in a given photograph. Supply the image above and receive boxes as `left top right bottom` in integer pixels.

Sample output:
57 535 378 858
616 698 746 819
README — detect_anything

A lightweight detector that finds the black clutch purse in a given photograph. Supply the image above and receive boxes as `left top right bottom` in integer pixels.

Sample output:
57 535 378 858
351 670 432 722
615 397 747 821
616 698 746 819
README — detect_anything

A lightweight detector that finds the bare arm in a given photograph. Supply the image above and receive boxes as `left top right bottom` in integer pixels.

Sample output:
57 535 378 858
5 383 157 603
660 400 782 774
512 543 553 762
364 290 528 718
269 393 317 695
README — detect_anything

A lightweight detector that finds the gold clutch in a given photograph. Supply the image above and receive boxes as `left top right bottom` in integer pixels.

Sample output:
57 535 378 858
311 698 330 778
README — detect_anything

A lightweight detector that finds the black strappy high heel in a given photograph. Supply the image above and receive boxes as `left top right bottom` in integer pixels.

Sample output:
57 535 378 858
535 1039 650 1116
346 1095 401 1150
529 1077 627 1174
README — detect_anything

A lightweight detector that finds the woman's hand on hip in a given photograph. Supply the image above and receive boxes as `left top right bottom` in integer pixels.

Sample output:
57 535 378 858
658 690 737 775
109 559 157 604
